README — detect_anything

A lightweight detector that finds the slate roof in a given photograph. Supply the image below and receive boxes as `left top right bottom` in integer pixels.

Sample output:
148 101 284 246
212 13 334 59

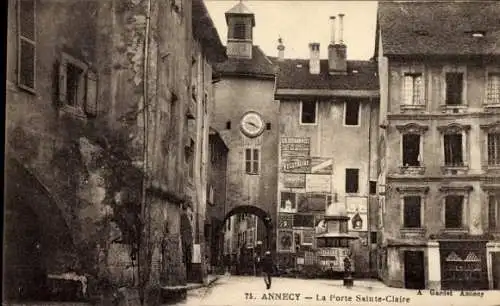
214 46 276 78
192 0 226 63
377 1 500 56
273 59 378 91
225 2 255 26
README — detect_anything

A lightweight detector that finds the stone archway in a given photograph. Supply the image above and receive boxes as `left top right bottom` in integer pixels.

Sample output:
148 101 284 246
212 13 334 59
4 157 78 300
214 205 273 275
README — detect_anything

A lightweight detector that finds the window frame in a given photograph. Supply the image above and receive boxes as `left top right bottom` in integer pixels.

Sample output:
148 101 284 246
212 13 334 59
441 65 467 108
439 185 472 232
396 123 428 173
233 22 247 40
438 123 471 169
244 147 260 175
396 186 428 233
488 193 500 232
299 100 318 125
480 122 500 168
402 72 424 106
345 168 359 194
58 52 98 118
344 100 361 127
17 0 37 93
402 195 423 229
485 68 500 106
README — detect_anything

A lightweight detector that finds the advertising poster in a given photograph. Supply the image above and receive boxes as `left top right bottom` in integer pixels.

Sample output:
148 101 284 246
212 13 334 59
283 173 307 188
346 196 368 231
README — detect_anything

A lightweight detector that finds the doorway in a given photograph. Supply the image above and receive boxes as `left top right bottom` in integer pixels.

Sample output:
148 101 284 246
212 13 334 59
493 252 500 289
404 251 425 289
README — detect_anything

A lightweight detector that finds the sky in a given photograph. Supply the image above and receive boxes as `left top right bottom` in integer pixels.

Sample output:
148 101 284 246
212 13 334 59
205 0 379 60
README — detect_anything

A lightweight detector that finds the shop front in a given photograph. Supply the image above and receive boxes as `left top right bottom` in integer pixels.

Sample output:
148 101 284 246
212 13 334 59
439 240 488 290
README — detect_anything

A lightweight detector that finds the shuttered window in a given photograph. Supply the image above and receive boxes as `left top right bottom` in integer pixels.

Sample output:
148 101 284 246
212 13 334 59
58 53 98 117
17 0 36 91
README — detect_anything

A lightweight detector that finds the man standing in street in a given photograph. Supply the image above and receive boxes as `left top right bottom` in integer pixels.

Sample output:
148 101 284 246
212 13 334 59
261 251 274 289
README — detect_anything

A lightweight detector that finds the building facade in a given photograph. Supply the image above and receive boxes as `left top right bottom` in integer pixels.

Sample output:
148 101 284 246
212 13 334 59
376 1 500 290
5 0 225 303
273 15 379 275
212 2 279 255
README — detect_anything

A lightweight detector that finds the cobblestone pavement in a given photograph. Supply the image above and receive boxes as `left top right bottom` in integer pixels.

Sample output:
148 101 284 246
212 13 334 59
171 275 500 306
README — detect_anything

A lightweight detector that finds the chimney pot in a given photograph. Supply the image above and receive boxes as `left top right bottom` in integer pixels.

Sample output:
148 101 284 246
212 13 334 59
308 42 320 74
328 15 347 74
338 13 345 44
329 16 336 45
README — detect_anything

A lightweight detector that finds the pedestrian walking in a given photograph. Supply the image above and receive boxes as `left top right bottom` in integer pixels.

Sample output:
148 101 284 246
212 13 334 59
261 251 274 289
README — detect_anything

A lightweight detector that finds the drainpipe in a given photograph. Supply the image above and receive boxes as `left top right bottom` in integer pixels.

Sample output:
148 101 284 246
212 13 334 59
367 97 373 277
140 0 152 303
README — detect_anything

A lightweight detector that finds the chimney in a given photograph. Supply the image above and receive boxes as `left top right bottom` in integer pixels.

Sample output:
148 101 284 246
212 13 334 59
309 42 320 74
338 13 345 44
277 37 285 61
329 16 336 45
328 14 347 74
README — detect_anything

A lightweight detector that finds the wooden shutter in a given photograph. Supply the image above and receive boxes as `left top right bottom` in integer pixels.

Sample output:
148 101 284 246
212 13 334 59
17 0 36 91
85 70 98 116
58 60 67 105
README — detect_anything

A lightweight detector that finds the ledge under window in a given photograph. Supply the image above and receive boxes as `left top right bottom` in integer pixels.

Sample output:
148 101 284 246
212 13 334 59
440 104 468 114
400 104 426 112
441 165 469 175
399 166 426 175
441 228 469 234
400 227 426 238
59 105 87 121
484 103 500 110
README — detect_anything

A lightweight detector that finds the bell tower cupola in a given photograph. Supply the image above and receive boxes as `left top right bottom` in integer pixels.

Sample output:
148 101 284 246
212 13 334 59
225 0 255 59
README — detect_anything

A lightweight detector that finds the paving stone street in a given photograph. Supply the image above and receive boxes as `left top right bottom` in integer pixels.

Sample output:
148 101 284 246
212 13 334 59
174 276 500 306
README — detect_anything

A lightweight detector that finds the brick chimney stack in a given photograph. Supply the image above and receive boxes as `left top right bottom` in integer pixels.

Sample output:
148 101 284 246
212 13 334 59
328 14 347 75
309 42 320 74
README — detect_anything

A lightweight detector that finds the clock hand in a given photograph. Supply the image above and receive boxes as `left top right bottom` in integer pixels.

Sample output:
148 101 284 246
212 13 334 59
247 122 258 128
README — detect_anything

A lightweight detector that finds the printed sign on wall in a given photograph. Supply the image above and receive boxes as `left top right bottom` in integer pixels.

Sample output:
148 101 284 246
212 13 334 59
281 137 311 157
298 193 332 212
278 230 294 252
281 137 311 173
305 174 331 193
310 157 333 174
280 191 297 212
283 173 306 188
278 213 294 229
346 196 368 231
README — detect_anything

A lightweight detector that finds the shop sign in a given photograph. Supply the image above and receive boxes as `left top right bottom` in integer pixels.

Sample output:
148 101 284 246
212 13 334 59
282 158 311 173
283 173 306 188
310 157 333 174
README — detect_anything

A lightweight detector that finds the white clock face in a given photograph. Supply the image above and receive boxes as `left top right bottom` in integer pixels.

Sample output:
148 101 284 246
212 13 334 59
240 111 265 138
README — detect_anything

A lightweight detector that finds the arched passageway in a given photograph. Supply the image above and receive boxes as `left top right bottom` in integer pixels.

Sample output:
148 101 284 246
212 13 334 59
4 157 77 301
212 205 273 275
